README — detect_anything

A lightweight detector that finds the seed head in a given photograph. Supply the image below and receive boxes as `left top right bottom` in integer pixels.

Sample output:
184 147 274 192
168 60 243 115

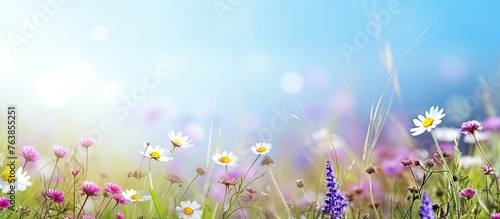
261 155 275 166
365 165 377 174
195 167 206 176
295 179 305 189
166 174 183 184
128 170 147 179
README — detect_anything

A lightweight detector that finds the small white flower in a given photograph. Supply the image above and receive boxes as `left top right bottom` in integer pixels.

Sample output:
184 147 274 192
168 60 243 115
138 142 172 162
250 142 272 155
463 131 491 144
168 130 194 148
175 200 202 219
410 106 446 136
434 127 460 142
122 189 151 202
1 167 32 193
212 151 238 166
459 156 483 169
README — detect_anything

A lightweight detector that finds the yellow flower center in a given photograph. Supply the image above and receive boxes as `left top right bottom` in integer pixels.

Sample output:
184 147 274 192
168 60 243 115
150 151 161 159
257 146 267 153
219 156 231 163
131 193 142 200
172 139 182 147
2 172 15 183
183 207 193 215
423 117 434 128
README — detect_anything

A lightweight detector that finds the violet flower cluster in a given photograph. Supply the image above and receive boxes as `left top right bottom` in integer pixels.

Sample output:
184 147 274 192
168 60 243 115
418 192 434 219
321 161 349 218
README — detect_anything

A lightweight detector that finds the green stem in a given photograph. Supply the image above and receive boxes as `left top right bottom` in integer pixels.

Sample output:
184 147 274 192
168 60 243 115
266 165 291 217
21 160 29 170
430 130 459 218
164 147 176 173
148 158 154 189
473 134 499 191
300 188 309 204
42 202 53 218
221 185 229 219
84 148 89 181
96 196 114 218
152 183 173 218
178 174 199 202
73 175 77 219
157 147 176 186
41 159 59 218
77 195 90 218
47 159 59 190
473 134 493 167
485 175 489 210
368 175 381 219
242 155 260 182
407 167 419 218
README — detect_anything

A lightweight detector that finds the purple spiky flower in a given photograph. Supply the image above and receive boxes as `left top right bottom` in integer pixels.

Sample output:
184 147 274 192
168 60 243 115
321 161 349 218
418 192 434 219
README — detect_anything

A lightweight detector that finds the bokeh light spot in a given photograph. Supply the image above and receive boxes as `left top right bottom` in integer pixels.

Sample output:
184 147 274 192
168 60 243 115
281 71 304 94
439 56 467 84
99 82 122 102
92 25 109 42
38 74 72 109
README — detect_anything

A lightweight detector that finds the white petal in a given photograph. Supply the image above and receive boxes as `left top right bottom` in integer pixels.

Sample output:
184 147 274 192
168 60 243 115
433 120 442 126
435 113 446 120
410 127 425 136
437 107 444 114
413 119 423 127
417 115 426 122
430 106 436 113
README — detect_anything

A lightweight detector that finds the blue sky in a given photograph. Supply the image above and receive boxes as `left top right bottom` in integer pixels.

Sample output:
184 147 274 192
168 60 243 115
1 1 499 156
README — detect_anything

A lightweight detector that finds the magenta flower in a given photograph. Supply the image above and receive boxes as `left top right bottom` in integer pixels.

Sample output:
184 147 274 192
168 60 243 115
104 182 122 195
21 145 40 163
80 181 101 197
398 158 417 167
45 189 65 204
71 168 80 176
459 188 477 199
82 215 95 219
79 137 95 148
53 145 68 159
483 166 495 175
382 160 403 177
482 117 500 131
491 212 500 219
0 196 10 210
113 193 128 205
116 212 125 219
461 120 482 135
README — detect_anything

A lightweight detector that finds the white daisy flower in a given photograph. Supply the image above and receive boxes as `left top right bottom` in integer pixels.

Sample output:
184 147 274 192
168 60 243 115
463 131 491 144
175 200 202 219
1 167 32 193
250 142 273 155
138 142 172 162
122 189 151 202
459 156 483 169
168 130 194 148
434 127 460 142
410 106 446 136
212 151 238 167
